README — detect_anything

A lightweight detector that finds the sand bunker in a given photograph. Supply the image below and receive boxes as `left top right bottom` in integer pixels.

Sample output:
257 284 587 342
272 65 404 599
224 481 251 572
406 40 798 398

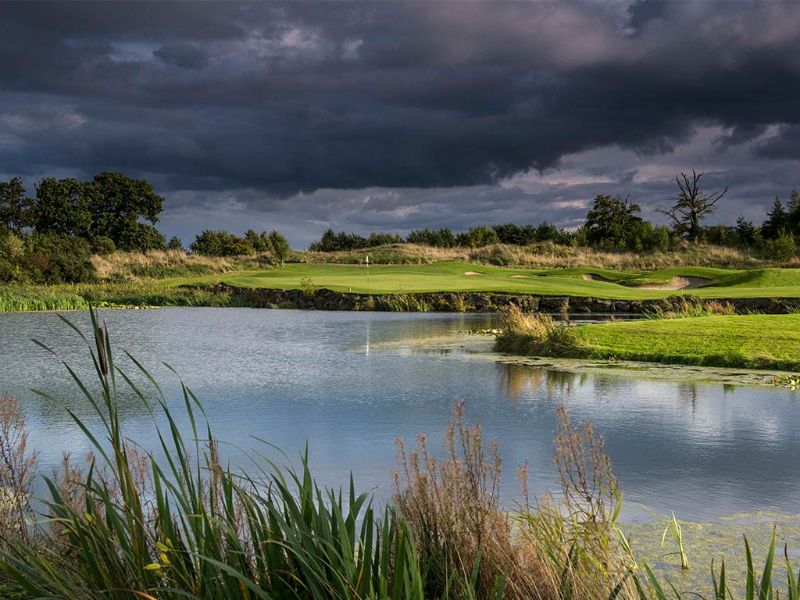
581 272 713 290
464 271 483 276
510 274 530 279
634 276 712 290
582 273 615 283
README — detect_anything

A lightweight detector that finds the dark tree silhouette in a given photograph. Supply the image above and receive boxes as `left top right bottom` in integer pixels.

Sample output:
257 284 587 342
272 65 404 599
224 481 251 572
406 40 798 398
659 170 727 241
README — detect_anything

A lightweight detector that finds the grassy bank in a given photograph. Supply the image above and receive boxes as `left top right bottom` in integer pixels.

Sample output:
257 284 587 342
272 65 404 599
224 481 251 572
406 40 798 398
495 307 800 371
1 311 797 599
0 283 233 312
6 248 800 313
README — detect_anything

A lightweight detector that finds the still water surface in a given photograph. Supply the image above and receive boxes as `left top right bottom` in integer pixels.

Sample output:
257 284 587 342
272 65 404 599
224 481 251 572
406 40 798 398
0 308 797 522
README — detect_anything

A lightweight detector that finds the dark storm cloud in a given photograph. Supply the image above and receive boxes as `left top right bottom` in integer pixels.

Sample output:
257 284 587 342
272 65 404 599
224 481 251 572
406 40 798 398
1 0 799 242
153 44 210 70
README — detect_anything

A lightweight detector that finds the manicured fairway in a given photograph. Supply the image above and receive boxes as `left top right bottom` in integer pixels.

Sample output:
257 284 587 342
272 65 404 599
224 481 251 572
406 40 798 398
572 314 800 371
199 262 800 299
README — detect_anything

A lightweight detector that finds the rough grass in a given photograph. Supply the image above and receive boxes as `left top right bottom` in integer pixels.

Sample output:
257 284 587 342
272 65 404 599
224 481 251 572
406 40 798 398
92 250 275 281
293 242 800 270
497 312 800 371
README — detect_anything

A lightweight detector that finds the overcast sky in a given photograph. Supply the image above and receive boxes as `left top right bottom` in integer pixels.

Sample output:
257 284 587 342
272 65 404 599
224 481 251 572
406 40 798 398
2 1 799 246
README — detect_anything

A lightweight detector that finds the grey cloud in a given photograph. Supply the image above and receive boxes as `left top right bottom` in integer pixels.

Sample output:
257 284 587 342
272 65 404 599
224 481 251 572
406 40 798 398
1 1 800 242
753 125 800 160
153 44 210 69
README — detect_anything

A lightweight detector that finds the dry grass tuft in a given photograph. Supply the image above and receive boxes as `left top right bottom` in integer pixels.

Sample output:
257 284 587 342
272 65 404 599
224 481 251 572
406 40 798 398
393 401 548 599
495 305 586 357
0 395 38 546
393 402 639 600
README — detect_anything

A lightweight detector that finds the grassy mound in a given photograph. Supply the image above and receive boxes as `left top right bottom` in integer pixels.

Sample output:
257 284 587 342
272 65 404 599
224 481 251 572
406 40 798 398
496 312 800 371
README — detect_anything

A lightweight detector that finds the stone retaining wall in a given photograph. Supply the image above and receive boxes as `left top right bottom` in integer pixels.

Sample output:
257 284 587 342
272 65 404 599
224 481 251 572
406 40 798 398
200 284 800 314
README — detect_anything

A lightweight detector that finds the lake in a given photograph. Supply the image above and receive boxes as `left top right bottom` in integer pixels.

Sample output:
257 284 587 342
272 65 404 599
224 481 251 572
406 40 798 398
0 307 797 522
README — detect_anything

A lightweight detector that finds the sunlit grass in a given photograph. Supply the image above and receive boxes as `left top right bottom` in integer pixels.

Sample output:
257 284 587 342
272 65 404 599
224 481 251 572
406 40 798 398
496 311 800 371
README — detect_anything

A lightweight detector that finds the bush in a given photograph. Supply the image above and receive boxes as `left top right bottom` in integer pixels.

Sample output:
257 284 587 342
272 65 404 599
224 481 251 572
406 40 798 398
190 229 255 256
24 234 96 283
117 223 166 252
91 236 116 255
763 232 797 261
457 225 500 248
406 227 457 247
166 236 184 251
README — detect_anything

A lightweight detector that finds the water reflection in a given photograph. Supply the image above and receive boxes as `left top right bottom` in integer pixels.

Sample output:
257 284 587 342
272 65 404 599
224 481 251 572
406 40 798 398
0 308 798 523
499 364 581 401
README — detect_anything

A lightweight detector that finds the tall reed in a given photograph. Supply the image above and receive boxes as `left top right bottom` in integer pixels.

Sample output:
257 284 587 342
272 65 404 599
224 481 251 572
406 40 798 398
0 309 425 598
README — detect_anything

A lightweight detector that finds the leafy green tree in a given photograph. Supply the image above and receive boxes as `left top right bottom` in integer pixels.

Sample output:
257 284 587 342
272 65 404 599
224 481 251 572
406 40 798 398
648 225 672 252
700 224 734 246
309 229 370 251
734 217 758 247
91 236 116 255
406 228 457 248
534 222 562 243
166 236 184 251
24 233 96 283
786 189 800 237
118 223 166 252
585 195 643 249
30 177 92 238
457 225 500 248
0 177 29 232
268 230 290 264
761 198 788 240
190 230 254 256
245 229 270 253
763 231 797 261
367 232 403 246
86 172 164 250
492 223 537 245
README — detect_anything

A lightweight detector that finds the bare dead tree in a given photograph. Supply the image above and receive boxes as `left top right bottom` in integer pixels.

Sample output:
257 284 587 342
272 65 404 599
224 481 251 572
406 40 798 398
658 170 728 241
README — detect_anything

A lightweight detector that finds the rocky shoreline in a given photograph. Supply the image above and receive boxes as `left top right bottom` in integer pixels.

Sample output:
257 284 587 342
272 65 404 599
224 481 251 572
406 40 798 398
201 284 800 314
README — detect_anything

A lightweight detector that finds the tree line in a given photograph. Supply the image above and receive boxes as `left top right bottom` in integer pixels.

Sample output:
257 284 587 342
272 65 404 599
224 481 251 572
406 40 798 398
0 173 290 284
309 171 800 260
2 169 798 285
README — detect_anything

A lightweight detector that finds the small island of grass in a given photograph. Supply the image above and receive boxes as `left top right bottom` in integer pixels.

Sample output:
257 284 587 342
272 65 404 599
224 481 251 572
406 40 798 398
495 306 800 372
